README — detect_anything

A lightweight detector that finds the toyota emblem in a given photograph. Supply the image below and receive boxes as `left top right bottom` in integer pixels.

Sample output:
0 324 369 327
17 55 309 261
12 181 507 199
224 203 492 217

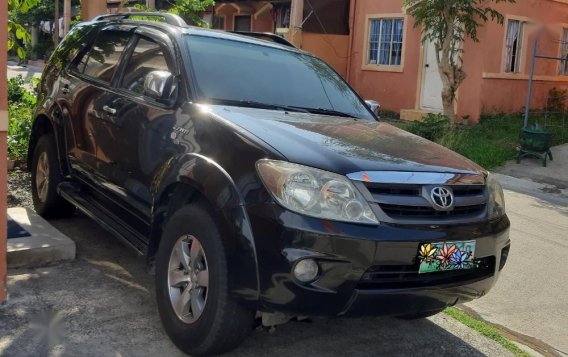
430 187 454 210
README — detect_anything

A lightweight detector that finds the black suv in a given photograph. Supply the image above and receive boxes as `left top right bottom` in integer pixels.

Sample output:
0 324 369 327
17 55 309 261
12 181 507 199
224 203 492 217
30 13 510 356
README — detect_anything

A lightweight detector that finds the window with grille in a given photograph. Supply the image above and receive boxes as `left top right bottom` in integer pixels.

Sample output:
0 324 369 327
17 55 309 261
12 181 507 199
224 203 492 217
560 29 568 75
504 19 524 73
368 18 404 66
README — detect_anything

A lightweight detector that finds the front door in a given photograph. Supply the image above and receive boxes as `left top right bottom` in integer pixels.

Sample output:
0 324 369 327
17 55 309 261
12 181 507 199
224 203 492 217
420 40 444 112
97 32 181 222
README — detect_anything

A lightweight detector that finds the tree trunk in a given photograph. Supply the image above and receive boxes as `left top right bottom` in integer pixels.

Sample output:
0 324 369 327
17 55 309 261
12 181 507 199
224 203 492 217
434 15 465 122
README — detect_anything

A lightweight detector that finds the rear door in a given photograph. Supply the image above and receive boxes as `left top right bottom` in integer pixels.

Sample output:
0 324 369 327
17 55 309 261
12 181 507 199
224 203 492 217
93 28 182 223
64 27 134 185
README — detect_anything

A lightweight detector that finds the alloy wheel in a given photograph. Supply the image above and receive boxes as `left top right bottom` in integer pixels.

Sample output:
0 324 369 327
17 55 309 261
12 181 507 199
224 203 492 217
35 151 50 203
167 235 209 324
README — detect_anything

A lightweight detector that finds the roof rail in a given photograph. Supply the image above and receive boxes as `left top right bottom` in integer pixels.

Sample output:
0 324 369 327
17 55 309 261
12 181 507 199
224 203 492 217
231 31 295 48
93 12 188 27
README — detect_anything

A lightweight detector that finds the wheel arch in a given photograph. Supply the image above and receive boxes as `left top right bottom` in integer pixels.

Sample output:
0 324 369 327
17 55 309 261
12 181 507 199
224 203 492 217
28 106 69 176
148 153 260 304
27 114 54 171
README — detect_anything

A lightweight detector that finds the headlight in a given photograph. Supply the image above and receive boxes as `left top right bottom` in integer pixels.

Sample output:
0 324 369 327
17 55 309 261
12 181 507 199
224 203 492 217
487 173 506 219
256 160 379 225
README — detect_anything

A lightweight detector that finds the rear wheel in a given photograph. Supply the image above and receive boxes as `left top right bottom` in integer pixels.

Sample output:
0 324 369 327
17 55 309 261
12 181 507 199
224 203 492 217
155 204 255 356
31 134 74 218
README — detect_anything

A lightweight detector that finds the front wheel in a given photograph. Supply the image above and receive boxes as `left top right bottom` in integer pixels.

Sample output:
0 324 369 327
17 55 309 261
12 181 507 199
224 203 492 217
155 204 255 356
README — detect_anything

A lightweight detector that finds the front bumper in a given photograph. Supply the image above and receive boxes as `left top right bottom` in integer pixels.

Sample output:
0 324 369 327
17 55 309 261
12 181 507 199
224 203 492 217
247 203 510 317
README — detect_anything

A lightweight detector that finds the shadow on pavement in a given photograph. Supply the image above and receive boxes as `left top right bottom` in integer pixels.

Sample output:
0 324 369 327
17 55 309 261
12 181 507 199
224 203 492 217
0 214 505 357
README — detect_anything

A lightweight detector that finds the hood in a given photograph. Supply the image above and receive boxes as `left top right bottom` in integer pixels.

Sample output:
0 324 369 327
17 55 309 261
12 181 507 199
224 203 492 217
210 106 485 176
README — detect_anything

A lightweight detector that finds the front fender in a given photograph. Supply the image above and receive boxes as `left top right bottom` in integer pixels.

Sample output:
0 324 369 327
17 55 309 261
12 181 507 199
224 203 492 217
152 153 260 304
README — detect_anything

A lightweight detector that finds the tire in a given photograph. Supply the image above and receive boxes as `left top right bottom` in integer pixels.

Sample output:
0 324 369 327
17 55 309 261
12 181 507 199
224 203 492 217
155 204 255 356
398 308 444 320
31 134 75 218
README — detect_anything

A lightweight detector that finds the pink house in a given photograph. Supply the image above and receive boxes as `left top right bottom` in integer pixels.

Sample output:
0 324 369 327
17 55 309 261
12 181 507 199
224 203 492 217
346 0 568 122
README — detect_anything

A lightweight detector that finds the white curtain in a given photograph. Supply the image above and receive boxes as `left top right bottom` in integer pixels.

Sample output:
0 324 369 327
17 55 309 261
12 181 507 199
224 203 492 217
505 20 522 72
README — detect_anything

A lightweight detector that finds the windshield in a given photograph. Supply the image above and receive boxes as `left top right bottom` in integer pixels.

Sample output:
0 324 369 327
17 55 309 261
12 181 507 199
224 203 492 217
185 35 375 120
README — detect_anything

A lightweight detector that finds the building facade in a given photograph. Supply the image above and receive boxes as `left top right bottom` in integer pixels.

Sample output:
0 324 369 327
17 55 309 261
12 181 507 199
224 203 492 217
79 0 568 123
347 0 568 122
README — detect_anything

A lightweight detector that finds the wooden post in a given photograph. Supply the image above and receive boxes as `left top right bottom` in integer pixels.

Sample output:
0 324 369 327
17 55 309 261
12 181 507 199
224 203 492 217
53 0 59 46
147 0 156 9
288 0 304 48
0 0 9 304
63 0 71 35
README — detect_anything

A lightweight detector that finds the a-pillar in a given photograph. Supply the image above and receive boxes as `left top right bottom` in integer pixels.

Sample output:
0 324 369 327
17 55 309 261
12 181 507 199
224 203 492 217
0 0 9 304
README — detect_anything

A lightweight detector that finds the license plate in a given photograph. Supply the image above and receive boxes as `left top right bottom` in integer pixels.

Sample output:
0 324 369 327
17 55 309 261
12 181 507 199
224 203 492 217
418 241 476 274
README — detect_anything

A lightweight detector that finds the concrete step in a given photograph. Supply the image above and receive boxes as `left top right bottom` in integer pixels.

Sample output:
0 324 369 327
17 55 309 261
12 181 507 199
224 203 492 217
7 207 75 268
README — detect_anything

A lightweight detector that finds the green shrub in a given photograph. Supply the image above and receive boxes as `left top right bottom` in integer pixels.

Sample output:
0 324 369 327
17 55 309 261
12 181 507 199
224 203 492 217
407 113 451 141
8 75 37 106
547 87 567 113
8 104 33 161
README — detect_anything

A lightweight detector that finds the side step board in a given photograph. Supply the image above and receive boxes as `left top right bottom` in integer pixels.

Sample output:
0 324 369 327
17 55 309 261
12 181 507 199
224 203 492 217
58 182 147 256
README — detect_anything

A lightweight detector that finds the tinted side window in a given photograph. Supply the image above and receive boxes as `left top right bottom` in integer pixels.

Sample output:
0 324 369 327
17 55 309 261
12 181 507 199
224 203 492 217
79 30 131 82
120 37 170 95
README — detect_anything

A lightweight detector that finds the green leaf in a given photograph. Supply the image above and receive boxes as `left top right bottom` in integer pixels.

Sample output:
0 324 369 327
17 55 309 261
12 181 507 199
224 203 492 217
17 47 26 60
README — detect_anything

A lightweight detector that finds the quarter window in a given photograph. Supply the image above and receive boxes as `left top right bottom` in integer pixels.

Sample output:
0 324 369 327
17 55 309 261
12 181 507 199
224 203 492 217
559 28 568 75
120 37 171 96
504 19 524 73
368 18 404 66
78 30 131 82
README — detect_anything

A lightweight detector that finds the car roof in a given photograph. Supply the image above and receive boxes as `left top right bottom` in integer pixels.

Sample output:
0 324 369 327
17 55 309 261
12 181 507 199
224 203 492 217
86 17 305 54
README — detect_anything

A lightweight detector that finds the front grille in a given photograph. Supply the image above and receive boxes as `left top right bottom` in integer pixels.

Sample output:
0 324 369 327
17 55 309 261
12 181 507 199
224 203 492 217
380 204 485 218
361 182 488 223
357 257 495 290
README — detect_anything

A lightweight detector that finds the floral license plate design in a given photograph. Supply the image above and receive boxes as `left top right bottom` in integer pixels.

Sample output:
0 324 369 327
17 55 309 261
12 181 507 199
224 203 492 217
418 241 477 273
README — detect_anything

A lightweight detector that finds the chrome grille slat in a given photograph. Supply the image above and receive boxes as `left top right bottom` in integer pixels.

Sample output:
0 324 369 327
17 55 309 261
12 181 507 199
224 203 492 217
349 171 489 224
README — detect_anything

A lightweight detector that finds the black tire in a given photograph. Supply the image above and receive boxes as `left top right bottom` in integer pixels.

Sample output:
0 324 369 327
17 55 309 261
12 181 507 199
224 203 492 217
155 204 255 356
398 308 444 320
31 134 75 218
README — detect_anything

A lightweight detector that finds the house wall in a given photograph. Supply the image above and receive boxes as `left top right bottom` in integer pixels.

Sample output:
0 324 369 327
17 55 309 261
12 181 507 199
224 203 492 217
460 1 568 121
348 0 568 122
215 3 274 32
81 0 109 20
347 0 423 114
302 33 349 77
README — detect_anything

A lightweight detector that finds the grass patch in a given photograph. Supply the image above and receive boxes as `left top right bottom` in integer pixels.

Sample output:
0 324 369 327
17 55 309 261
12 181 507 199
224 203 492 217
390 113 568 170
444 307 531 357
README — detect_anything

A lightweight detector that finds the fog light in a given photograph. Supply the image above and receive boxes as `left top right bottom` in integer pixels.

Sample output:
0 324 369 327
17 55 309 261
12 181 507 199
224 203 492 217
293 259 319 282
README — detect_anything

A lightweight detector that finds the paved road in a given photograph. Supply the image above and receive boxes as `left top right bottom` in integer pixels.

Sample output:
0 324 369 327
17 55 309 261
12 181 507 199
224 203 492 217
7 63 43 81
1 216 512 356
465 185 568 356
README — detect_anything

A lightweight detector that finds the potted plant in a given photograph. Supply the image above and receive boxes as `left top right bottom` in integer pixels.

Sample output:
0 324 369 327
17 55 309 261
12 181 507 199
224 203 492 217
517 124 553 167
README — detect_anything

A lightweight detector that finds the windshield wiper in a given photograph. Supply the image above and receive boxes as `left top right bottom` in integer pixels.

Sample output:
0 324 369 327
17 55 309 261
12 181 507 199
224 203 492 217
298 107 357 118
207 98 309 113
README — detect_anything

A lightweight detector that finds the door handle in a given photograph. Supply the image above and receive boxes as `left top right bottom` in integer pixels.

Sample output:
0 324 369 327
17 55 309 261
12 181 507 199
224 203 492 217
102 105 117 115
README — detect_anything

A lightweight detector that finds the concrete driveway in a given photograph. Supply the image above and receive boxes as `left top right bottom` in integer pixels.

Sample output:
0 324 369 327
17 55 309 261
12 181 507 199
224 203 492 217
0 215 512 357
465 181 568 356
7 62 43 81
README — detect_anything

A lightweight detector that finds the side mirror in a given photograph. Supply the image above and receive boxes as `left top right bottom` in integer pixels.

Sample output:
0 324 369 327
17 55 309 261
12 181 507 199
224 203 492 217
144 70 175 102
365 99 381 116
